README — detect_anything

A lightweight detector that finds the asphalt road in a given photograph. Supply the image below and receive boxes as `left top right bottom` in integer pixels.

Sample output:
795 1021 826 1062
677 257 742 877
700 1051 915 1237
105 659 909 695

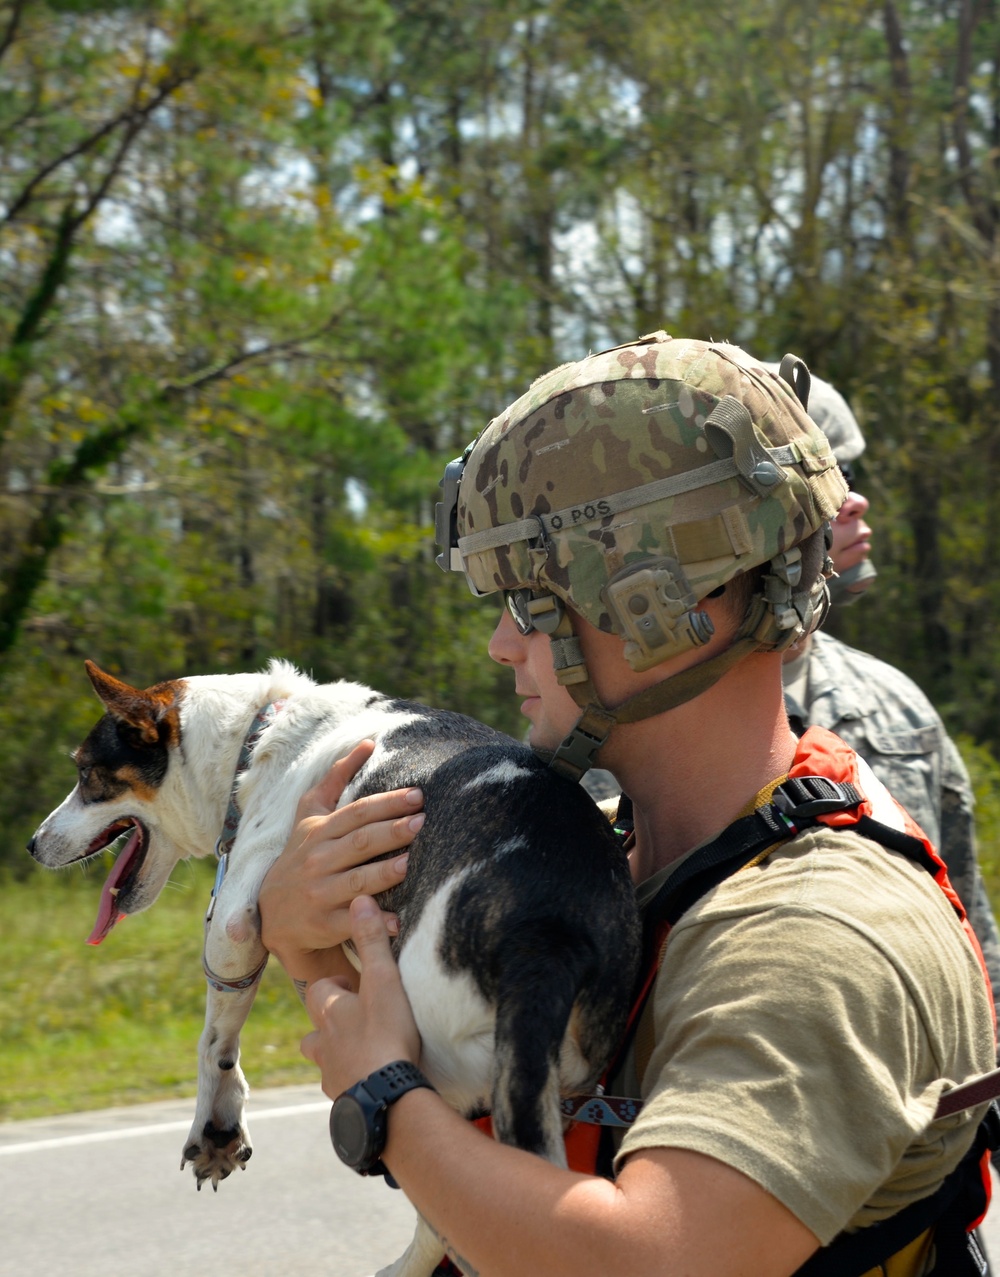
0 1084 417 1277
3 1086 1000 1276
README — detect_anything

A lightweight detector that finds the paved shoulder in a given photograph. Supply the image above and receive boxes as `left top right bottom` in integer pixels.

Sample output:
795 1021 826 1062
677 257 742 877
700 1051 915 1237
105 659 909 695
4 1086 998 1272
0 1084 417 1277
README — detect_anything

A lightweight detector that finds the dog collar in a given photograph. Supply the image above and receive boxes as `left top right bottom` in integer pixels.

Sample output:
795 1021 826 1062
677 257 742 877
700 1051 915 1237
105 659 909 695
214 701 286 863
203 701 285 993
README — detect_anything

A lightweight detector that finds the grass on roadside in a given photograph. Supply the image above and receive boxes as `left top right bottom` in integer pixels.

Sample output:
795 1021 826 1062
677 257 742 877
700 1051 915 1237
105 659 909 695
0 858 316 1122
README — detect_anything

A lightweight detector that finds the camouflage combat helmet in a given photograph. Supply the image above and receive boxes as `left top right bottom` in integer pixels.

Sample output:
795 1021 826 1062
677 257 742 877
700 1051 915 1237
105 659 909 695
436 334 848 778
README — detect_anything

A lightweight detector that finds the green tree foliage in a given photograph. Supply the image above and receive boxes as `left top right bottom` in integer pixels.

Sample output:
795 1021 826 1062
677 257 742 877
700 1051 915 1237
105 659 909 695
1 0 999 875
959 734 1000 901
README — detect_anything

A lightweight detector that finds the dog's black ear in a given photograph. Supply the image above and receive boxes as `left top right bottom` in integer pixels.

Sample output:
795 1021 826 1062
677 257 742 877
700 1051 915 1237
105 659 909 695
84 660 181 747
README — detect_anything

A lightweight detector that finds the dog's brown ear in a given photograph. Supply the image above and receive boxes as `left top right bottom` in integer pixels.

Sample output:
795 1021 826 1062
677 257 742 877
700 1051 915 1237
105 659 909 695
84 660 176 746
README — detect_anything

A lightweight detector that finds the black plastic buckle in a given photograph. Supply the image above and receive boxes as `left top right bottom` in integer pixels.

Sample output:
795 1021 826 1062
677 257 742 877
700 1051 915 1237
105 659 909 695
549 725 606 781
772 776 861 820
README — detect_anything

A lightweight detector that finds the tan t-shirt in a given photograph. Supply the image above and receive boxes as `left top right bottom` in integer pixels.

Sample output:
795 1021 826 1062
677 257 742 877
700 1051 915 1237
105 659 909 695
614 824 995 1247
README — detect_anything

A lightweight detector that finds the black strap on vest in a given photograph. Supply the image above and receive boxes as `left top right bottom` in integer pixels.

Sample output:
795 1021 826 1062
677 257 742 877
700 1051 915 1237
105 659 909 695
639 776 861 957
615 778 997 1275
852 812 943 879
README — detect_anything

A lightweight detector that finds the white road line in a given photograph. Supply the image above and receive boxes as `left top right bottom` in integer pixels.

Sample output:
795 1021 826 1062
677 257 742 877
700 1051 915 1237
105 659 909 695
0 1100 330 1156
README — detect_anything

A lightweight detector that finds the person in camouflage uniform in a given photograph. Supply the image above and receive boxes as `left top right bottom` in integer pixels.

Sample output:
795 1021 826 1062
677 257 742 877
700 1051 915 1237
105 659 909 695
260 336 995 1277
779 371 1000 1005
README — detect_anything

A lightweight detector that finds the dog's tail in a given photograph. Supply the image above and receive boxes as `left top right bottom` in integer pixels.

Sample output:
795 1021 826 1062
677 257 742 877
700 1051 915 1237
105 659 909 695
489 921 599 1167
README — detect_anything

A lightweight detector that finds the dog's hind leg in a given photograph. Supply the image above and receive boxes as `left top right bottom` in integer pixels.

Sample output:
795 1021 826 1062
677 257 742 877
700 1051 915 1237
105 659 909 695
373 932 594 1277
374 1214 446 1277
489 924 596 1168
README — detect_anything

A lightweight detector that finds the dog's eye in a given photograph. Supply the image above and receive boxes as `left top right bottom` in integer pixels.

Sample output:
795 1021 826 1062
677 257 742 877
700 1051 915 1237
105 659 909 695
78 765 92 783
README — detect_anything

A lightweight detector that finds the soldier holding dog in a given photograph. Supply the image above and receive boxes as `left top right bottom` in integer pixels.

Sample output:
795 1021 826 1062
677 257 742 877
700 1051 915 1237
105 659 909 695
261 336 996 1277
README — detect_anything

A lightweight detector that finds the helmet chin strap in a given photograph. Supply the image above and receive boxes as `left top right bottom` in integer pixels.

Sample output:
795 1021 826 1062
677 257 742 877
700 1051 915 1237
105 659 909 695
542 582 830 783
544 639 761 782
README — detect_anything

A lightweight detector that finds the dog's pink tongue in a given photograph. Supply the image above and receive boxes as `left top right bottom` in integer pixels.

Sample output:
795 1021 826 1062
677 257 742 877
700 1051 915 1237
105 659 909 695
87 828 141 946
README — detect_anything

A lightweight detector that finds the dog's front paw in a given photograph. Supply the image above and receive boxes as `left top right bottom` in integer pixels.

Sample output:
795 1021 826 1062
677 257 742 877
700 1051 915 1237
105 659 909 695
180 1119 253 1191
181 1051 253 1190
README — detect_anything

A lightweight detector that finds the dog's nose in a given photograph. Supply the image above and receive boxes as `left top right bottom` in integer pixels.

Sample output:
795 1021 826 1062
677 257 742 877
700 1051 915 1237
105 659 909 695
26 834 37 857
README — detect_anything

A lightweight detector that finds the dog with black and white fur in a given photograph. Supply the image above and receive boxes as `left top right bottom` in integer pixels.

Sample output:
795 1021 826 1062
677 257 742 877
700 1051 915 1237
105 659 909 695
28 659 640 1277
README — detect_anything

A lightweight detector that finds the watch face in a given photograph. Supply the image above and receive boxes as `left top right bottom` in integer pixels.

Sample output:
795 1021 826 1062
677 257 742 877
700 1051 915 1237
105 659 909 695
329 1063 430 1175
331 1094 372 1167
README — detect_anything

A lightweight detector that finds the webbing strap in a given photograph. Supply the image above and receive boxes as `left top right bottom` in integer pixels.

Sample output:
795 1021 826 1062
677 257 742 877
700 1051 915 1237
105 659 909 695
852 813 941 879
639 798 799 943
937 1068 1000 1120
456 446 801 556
560 1094 641 1127
545 637 764 781
546 637 763 782
552 584 801 755
610 637 762 725
587 797 808 1118
634 800 1000 1129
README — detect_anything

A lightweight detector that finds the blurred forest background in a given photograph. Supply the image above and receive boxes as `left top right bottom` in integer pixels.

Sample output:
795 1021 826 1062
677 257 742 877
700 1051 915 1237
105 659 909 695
2 0 1000 884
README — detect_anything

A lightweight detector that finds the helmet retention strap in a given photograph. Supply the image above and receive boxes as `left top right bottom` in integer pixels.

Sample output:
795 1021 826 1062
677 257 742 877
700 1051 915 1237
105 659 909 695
545 637 762 782
541 551 823 781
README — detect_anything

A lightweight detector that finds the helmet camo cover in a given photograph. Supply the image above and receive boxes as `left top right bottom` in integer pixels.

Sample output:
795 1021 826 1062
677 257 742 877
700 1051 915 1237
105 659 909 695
456 335 847 645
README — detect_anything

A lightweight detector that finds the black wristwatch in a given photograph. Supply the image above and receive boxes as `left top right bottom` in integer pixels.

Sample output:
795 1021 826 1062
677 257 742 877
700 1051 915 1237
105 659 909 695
329 1060 434 1177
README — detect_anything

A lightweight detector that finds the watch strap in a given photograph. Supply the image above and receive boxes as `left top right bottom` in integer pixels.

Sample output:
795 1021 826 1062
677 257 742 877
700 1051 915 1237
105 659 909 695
362 1059 434 1109
330 1060 434 1182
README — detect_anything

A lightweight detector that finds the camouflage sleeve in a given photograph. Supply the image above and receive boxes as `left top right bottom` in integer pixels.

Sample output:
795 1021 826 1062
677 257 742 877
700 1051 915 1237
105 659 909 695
940 735 1000 1027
